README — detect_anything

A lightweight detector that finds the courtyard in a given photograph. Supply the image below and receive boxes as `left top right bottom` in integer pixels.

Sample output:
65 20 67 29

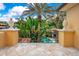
0 43 79 56
0 3 79 56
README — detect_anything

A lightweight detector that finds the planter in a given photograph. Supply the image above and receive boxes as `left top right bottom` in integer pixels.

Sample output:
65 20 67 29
18 38 31 43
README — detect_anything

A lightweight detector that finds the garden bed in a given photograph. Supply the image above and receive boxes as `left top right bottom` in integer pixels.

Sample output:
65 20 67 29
18 38 31 43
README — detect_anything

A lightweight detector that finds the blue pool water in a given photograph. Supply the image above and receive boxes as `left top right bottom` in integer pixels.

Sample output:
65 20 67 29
41 37 56 43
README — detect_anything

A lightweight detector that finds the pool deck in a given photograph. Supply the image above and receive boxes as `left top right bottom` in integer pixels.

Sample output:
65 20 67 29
0 43 79 56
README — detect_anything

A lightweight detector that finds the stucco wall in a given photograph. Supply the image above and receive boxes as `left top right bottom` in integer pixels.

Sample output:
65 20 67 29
66 4 79 48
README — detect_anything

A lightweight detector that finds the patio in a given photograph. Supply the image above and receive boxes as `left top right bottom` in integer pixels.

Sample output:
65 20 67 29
0 43 79 56
0 3 79 56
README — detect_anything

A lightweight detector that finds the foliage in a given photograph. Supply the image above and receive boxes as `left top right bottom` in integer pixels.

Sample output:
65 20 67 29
15 19 29 38
47 11 66 29
15 17 53 42
22 3 55 20
21 3 56 42
16 3 66 42
0 21 8 26
15 11 66 42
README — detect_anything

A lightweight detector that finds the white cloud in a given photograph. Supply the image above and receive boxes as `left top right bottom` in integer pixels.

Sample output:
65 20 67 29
1 6 29 19
0 6 29 22
8 6 29 17
1 6 29 18
0 3 5 10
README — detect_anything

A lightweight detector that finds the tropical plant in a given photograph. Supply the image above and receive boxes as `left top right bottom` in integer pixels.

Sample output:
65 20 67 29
46 11 66 29
15 18 29 38
17 3 66 42
15 17 53 42
22 3 55 21
21 3 55 42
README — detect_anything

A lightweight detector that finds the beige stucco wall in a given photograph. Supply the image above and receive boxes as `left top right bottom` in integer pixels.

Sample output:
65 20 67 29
65 4 79 48
59 4 79 48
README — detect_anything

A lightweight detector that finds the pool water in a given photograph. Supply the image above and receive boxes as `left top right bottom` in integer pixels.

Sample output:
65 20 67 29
41 37 56 43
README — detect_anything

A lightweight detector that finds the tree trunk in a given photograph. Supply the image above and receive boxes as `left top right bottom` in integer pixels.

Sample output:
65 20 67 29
38 15 41 22
37 15 42 42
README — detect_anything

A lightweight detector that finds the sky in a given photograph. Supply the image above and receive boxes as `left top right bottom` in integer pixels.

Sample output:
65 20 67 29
0 3 62 22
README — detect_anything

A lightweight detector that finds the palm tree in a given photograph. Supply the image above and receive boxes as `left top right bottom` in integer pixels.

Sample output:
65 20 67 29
21 3 55 42
22 3 55 21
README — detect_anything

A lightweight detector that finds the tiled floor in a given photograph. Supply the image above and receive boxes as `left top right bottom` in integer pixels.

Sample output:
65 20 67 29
0 43 79 56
